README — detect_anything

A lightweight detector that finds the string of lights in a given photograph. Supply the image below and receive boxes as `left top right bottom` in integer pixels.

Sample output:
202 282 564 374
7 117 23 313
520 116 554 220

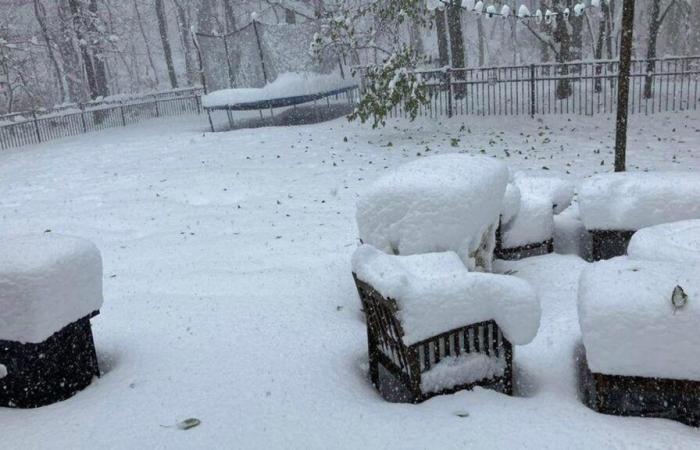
427 0 605 24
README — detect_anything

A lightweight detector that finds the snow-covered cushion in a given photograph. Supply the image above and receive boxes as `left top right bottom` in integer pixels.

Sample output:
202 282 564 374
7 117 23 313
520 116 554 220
500 195 554 249
352 245 541 346
513 173 575 214
578 257 700 380
356 154 508 271
578 171 700 231
0 234 103 343
627 220 700 265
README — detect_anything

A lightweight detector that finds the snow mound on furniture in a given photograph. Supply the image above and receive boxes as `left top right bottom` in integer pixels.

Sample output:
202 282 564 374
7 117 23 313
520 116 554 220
501 182 521 225
578 171 700 231
356 154 508 270
578 257 700 380
627 220 700 265
514 173 575 214
420 353 506 393
553 203 592 258
500 195 554 249
0 234 103 343
352 245 541 346
201 71 356 108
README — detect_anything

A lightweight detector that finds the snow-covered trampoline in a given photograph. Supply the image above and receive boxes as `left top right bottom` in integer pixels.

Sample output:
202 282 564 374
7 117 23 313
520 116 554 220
195 12 358 131
201 72 359 131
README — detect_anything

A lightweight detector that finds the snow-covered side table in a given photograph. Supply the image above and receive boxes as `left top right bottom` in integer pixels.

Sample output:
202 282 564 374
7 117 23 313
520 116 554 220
579 172 700 261
577 258 700 426
352 245 541 403
627 219 700 265
0 235 103 408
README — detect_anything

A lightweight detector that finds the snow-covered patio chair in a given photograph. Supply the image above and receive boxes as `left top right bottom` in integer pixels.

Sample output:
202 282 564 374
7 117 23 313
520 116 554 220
356 154 509 272
577 257 700 426
0 235 103 408
579 172 700 261
352 245 541 403
496 174 573 260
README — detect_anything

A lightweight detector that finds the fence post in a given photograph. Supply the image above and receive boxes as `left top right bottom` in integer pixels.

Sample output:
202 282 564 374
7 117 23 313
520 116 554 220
222 34 236 88
446 69 453 118
120 103 126 126
155 100 160 117
195 96 202 115
529 64 536 118
31 111 42 143
79 104 87 132
252 20 269 84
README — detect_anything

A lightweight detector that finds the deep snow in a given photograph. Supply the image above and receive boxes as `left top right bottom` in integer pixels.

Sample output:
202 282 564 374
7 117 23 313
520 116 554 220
0 110 699 448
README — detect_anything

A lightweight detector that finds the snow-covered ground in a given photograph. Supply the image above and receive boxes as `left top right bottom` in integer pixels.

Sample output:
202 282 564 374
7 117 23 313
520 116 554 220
0 111 699 448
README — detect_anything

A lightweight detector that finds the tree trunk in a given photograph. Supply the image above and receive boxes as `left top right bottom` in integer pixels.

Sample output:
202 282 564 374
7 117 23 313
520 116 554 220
155 0 178 88
32 0 67 103
223 0 237 32
133 0 159 88
88 0 109 97
615 0 636 172
644 0 661 98
477 16 485 66
553 4 572 99
435 9 449 67
594 0 611 92
67 0 98 99
173 0 196 85
446 1 465 68
539 0 551 63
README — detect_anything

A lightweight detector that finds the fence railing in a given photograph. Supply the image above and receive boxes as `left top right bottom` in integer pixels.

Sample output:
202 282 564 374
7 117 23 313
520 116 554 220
369 56 700 119
0 93 202 151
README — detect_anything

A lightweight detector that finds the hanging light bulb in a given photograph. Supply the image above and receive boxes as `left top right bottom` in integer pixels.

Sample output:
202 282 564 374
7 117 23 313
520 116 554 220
501 5 511 18
486 5 497 17
535 9 543 24
518 5 531 18
474 1 484 14
544 9 553 24
574 3 585 16
563 7 570 19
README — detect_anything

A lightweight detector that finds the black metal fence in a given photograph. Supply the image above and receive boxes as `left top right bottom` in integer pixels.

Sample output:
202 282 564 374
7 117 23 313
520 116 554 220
0 90 203 151
374 56 700 119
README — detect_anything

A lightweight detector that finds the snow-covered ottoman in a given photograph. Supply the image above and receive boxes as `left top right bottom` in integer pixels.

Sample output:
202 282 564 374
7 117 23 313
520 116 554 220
627 219 700 265
352 245 541 403
356 154 508 272
577 258 700 426
579 172 700 261
0 235 103 408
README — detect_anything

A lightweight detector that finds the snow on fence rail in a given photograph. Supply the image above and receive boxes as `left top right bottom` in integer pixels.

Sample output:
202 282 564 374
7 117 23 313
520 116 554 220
0 89 203 151
359 56 700 119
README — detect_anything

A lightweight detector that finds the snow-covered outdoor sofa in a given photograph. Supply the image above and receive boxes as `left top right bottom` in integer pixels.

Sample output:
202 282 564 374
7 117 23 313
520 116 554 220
627 219 700 265
0 235 103 408
352 245 540 402
577 257 700 426
579 172 700 261
496 174 574 260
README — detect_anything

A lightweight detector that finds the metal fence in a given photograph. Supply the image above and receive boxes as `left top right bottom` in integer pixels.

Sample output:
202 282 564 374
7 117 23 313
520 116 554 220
374 56 700 119
0 90 203 150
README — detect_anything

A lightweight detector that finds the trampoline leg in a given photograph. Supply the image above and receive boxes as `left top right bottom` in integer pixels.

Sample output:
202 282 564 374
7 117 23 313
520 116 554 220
226 110 234 129
207 110 215 132
259 109 264 119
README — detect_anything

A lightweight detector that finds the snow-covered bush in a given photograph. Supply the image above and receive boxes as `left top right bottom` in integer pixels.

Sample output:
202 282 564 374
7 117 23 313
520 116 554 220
349 47 429 128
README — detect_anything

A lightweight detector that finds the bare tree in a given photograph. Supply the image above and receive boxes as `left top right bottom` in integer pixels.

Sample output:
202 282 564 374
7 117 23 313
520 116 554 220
644 0 678 98
155 0 178 88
